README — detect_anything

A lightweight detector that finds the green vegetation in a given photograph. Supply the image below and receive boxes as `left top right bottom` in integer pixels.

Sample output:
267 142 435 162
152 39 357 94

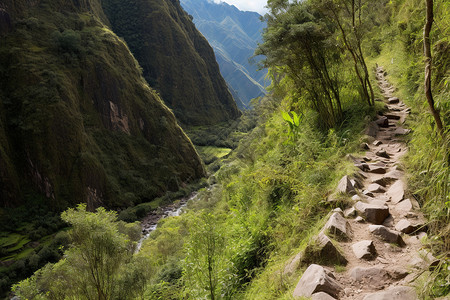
13 204 149 300
101 0 241 126
2 0 449 298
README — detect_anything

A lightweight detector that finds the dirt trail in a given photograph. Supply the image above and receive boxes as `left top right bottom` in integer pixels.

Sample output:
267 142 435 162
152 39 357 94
292 67 435 300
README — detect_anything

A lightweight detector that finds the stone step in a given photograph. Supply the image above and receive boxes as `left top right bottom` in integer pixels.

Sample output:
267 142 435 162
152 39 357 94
352 240 377 260
292 264 342 298
368 225 405 246
354 201 390 225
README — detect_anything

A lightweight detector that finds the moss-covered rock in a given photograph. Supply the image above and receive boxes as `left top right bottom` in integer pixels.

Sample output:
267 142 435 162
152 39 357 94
0 0 205 209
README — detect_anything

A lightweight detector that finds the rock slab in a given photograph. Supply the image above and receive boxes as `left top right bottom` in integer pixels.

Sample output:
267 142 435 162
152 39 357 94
323 212 352 241
363 286 418 300
352 240 377 260
354 201 390 225
292 264 342 298
369 225 405 247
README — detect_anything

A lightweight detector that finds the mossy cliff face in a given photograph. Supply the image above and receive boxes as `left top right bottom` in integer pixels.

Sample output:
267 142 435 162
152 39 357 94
0 0 205 209
102 0 241 126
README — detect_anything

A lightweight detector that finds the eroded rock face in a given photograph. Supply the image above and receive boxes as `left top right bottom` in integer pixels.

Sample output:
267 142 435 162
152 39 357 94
293 264 342 298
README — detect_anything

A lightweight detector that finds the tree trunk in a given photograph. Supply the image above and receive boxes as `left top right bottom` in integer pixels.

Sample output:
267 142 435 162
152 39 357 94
424 0 444 135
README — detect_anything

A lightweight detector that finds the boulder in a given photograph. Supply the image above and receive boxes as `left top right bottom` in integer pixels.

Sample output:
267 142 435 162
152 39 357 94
375 117 389 128
388 97 400 104
352 240 377 260
375 149 390 159
369 225 405 246
283 252 303 277
363 286 418 300
394 127 410 135
350 266 390 289
368 166 387 174
344 207 357 218
373 140 383 146
386 114 401 120
395 199 415 216
312 292 336 300
356 162 370 172
387 266 410 279
362 190 375 197
387 180 405 204
372 176 397 187
303 233 348 266
336 175 355 195
323 212 352 241
395 219 421 234
367 183 386 193
292 264 343 298
365 122 379 138
409 250 439 270
354 202 390 225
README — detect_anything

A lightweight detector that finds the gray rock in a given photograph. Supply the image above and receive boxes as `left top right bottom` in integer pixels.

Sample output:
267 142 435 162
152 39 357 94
337 175 355 195
303 233 348 266
292 264 342 298
373 140 383 146
375 117 389 128
366 122 379 138
350 266 390 288
323 212 352 241
408 250 439 270
386 114 401 120
395 199 414 216
354 201 390 225
395 219 420 234
362 190 375 197
355 216 365 223
367 183 386 193
283 252 303 277
363 286 418 300
344 207 357 218
394 127 410 135
387 266 410 279
372 176 397 187
352 240 377 260
388 97 400 104
369 225 405 246
376 149 390 159
387 180 405 204
356 162 370 172
311 292 337 300
351 194 362 202
369 165 387 174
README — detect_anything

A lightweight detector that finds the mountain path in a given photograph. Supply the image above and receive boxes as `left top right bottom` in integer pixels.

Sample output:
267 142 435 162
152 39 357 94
292 67 435 300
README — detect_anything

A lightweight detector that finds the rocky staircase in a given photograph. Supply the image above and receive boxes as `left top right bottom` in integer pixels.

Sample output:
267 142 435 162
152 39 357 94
289 67 437 300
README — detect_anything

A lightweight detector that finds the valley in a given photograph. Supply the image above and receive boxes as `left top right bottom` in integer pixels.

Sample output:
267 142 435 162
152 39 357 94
0 0 449 299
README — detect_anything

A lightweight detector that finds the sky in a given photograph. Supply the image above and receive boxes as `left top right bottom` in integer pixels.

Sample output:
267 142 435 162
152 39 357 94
213 0 268 15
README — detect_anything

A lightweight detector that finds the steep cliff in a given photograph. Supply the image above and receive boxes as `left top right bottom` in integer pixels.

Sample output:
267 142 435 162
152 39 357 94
102 0 241 126
0 0 205 209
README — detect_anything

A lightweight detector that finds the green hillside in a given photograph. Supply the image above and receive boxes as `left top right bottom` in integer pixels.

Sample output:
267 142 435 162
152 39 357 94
101 0 241 126
4 0 450 298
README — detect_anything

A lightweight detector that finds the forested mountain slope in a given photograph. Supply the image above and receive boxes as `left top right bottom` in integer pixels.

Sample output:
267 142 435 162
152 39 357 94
101 0 241 125
180 0 267 108
0 0 204 210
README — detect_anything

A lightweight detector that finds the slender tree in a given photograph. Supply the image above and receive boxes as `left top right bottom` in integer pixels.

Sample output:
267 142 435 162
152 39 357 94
423 0 444 136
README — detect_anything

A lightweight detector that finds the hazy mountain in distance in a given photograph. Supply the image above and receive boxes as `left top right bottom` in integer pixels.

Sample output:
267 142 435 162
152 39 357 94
181 0 268 108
